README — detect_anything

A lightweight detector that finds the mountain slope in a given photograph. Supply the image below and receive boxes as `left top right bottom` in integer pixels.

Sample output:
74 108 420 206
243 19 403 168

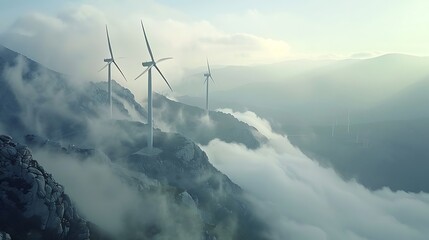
24 120 269 240
362 77 429 122
285 118 429 193
0 45 269 239
0 45 147 142
153 93 266 149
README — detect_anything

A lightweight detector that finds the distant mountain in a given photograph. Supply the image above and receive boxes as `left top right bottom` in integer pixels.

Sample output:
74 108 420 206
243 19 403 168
361 77 429 122
178 54 429 125
284 118 429 193
176 58 336 94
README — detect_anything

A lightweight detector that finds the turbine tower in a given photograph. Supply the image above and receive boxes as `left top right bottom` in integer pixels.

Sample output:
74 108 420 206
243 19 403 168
135 20 172 151
203 59 214 115
99 25 127 118
347 110 350 134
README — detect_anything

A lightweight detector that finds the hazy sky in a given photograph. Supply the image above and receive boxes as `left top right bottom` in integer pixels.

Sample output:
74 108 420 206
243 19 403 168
2 0 429 59
1 0 429 94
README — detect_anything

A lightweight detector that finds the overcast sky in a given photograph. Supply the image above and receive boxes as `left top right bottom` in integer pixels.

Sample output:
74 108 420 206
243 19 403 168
1 1 429 94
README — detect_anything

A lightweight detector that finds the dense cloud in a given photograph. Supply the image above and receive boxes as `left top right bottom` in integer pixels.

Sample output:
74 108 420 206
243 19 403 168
202 109 429 240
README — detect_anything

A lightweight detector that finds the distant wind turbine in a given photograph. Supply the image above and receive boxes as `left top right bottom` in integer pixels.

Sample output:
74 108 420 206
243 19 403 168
203 59 214 114
347 110 350 134
99 25 127 118
135 20 173 151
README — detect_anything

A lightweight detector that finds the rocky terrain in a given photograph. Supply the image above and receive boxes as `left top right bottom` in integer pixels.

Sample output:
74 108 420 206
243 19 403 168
0 135 90 240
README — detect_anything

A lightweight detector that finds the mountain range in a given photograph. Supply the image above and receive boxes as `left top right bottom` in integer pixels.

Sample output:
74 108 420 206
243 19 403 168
178 53 429 125
178 53 429 194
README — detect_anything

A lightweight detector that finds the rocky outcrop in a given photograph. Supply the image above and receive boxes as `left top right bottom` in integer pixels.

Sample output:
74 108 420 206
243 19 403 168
0 232 11 240
0 135 90 240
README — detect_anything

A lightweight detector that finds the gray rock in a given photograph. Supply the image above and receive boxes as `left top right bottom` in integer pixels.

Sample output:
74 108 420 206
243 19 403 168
0 135 12 143
0 232 11 240
175 140 195 163
35 176 46 197
56 203 65 218
45 184 52 200
28 167 43 176
0 145 17 159
178 191 197 209
0 135 91 240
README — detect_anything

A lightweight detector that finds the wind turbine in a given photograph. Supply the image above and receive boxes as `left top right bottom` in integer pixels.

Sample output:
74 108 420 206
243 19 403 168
347 110 350 134
99 25 127 118
203 59 214 114
135 20 173 151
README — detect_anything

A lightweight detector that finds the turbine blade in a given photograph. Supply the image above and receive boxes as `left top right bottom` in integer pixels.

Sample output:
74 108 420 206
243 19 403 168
210 75 214 83
207 58 211 76
204 78 207 85
134 70 147 81
156 57 173 64
140 20 155 62
106 25 114 59
134 64 155 80
113 60 127 81
98 63 109 72
154 65 172 91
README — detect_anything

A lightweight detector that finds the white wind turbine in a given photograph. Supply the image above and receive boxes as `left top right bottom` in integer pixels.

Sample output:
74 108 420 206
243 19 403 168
135 20 173 151
99 25 127 118
203 59 214 114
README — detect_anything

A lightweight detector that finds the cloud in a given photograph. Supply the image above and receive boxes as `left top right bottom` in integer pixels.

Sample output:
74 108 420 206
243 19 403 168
217 109 303 155
2 54 86 137
0 3 290 99
0 6 106 82
202 109 429 240
33 149 203 239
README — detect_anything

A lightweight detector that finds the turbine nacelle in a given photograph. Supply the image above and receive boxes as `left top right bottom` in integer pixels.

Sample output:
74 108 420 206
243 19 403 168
104 58 113 63
204 59 214 82
142 61 154 67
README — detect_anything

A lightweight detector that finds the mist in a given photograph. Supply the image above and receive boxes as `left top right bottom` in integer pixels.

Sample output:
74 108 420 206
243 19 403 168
202 109 429 240
32 149 203 240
